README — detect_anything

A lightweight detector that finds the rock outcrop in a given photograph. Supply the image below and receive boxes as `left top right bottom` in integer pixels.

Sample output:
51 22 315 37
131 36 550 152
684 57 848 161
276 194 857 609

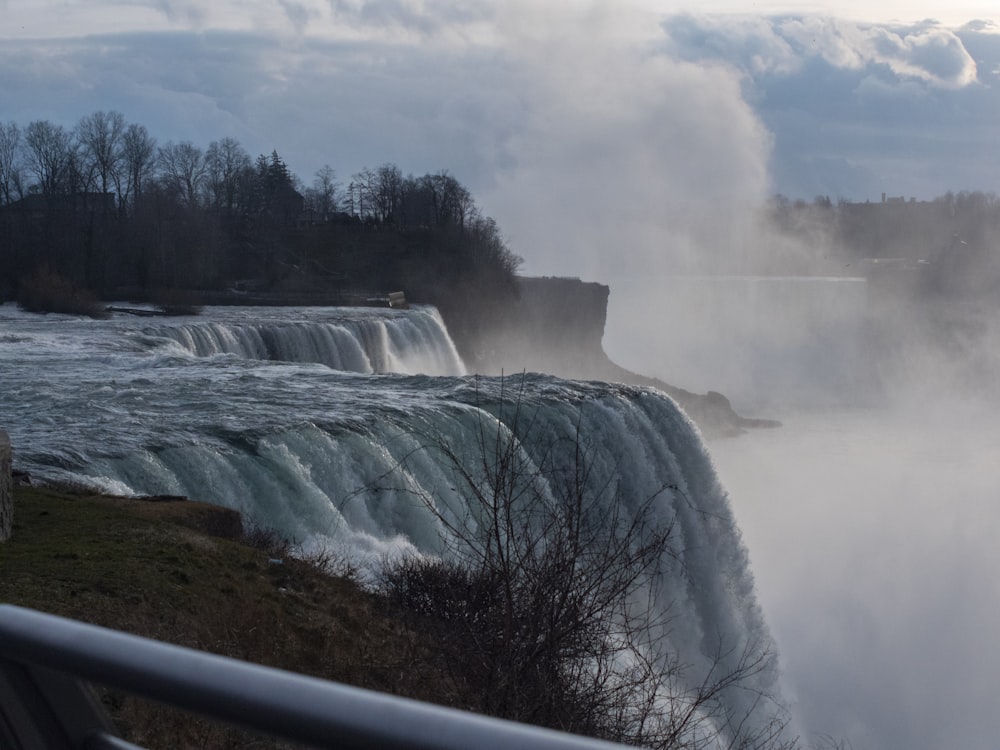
466 276 778 438
470 277 612 377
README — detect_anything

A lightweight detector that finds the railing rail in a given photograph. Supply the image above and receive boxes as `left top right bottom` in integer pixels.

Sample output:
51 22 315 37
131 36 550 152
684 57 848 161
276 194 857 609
0 604 628 750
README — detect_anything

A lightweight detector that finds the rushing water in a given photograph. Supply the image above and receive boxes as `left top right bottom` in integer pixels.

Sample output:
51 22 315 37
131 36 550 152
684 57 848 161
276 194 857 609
0 302 787 746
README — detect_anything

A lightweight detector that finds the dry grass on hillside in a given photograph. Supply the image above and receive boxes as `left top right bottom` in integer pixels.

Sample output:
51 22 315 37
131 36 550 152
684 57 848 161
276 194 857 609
0 486 460 748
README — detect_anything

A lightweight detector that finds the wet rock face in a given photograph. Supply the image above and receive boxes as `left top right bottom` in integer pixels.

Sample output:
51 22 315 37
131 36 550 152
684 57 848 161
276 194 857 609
469 276 612 376
467 277 780 438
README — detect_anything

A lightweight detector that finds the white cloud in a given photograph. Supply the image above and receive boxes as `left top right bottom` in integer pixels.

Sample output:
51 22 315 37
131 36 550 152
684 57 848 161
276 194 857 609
277 0 317 33
777 17 870 69
868 24 978 86
660 13 999 199
665 13 803 75
668 14 979 88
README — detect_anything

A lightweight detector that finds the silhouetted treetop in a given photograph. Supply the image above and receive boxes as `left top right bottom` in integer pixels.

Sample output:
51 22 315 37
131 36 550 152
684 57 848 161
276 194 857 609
0 111 522 354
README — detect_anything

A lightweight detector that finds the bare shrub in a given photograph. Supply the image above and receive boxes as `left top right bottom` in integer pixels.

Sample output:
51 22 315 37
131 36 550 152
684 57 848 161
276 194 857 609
240 522 294 559
242 522 361 583
16 265 109 318
379 377 796 749
299 544 363 582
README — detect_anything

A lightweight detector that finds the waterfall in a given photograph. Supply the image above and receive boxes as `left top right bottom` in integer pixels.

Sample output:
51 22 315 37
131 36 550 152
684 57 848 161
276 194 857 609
143 305 466 376
77 375 783 744
0 303 789 747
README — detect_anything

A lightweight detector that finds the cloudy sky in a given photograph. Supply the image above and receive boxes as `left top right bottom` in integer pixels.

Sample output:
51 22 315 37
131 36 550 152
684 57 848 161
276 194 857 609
3 1 999 278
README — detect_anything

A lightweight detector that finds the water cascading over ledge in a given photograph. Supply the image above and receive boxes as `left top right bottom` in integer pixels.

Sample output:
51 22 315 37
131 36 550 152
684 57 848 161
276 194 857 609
143 305 466 376
40 378 788 744
0 303 792 746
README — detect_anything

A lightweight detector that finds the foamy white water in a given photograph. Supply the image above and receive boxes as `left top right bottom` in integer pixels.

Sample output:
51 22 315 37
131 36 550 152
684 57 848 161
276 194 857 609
0 302 789 747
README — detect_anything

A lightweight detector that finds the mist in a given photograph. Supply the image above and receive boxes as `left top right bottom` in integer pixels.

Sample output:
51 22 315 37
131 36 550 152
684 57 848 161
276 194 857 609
479 5 771 281
468 13 1000 746
600 222 1000 750
712 400 1000 750
492 18 1000 744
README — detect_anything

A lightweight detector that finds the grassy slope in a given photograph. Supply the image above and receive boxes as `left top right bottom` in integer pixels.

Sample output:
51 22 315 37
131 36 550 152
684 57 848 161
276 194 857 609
0 486 457 748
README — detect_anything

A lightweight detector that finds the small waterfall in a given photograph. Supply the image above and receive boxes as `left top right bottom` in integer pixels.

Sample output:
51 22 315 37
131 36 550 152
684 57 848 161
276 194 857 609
145 306 466 376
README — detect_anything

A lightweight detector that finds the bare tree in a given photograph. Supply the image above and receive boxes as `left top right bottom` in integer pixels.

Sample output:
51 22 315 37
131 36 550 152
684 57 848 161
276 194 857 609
76 110 126 204
348 163 409 225
443 173 475 229
349 167 378 221
308 164 339 218
23 120 74 197
120 123 157 213
0 121 24 205
205 137 251 212
372 162 403 224
402 171 475 229
157 141 207 209
379 379 795 749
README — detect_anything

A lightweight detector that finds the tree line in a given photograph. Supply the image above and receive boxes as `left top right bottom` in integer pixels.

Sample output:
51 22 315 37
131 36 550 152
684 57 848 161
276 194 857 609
766 191 1000 297
0 114 496 229
0 111 522 352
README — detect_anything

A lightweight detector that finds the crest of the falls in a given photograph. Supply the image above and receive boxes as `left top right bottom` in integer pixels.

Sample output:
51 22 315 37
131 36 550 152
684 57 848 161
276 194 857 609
143 305 466 376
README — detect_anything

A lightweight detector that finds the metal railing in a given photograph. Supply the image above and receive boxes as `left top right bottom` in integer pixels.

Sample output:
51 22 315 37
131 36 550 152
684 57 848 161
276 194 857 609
0 604 628 750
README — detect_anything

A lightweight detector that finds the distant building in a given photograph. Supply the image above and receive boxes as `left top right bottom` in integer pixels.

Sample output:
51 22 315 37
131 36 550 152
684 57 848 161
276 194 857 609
881 192 908 205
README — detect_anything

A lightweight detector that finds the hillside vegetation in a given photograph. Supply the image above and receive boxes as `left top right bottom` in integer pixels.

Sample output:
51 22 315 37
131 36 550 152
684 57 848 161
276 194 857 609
1 454 795 749
767 191 1000 298
0 486 460 748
